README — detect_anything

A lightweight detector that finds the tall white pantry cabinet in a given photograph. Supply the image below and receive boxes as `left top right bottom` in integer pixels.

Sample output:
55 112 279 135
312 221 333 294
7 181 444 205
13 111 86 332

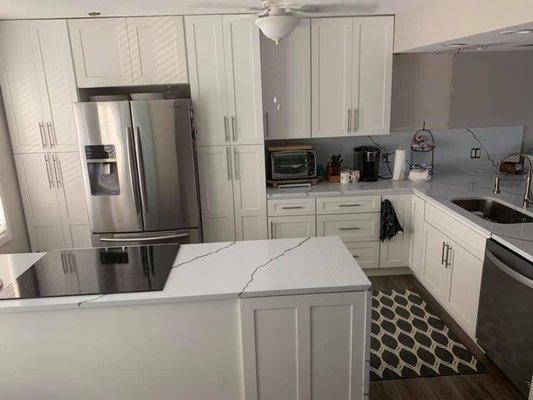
0 20 91 251
186 15 267 243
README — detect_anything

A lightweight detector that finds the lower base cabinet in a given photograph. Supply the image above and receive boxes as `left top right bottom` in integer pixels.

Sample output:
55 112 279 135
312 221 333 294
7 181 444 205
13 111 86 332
241 291 370 400
268 215 316 239
380 194 412 268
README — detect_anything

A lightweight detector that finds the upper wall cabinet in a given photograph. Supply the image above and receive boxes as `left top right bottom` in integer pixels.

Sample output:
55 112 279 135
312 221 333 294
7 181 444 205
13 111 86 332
185 15 264 146
261 19 311 140
68 17 188 87
311 16 393 137
0 20 79 153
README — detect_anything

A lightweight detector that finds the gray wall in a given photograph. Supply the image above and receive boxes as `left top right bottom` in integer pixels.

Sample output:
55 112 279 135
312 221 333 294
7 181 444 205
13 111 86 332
0 96 30 253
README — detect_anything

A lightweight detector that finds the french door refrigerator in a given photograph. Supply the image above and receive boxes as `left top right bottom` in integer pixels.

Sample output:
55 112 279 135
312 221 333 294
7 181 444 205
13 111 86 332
73 99 202 246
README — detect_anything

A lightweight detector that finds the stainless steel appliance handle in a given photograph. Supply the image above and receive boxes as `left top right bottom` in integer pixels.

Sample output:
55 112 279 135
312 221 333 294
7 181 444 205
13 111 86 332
224 116 229 142
339 227 360 231
44 154 54 189
52 154 61 188
134 127 149 213
265 112 269 138
445 243 452 268
226 147 232 181
100 233 189 242
441 242 446 265
486 250 533 288
347 109 351 133
126 126 141 214
352 108 357 132
38 122 47 148
234 147 240 180
46 122 56 148
231 115 237 142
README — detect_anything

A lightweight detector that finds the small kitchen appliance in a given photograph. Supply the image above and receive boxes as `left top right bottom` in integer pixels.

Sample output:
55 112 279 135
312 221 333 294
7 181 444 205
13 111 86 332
353 146 381 182
268 145 317 180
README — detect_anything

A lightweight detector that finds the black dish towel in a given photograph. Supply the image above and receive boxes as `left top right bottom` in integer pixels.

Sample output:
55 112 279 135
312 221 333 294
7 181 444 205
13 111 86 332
380 199 403 241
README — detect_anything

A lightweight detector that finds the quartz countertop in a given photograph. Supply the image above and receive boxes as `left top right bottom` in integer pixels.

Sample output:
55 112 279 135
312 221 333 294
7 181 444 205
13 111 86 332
267 173 533 262
0 236 371 313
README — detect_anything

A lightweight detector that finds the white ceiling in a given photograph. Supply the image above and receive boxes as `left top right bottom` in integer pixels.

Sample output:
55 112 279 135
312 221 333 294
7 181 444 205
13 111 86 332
0 0 422 19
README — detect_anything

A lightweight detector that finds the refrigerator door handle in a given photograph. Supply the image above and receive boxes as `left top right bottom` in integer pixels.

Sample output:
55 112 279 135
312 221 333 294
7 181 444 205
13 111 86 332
126 126 142 214
100 233 189 242
134 127 149 213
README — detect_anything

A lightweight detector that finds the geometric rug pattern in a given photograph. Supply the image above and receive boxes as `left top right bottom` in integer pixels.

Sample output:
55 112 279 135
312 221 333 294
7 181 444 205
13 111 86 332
370 288 487 381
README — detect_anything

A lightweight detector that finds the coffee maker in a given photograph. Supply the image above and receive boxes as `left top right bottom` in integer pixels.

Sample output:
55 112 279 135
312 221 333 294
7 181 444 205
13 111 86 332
353 146 380 181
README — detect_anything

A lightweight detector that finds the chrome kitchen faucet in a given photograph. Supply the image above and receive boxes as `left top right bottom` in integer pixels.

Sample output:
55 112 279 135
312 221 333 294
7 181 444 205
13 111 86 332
493 152 532 209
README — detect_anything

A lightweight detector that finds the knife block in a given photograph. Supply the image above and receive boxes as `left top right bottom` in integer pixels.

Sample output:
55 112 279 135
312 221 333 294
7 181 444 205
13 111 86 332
326 163 340 183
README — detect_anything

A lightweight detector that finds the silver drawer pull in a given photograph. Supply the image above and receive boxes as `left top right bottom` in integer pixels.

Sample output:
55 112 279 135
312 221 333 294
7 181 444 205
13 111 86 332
353 254 359 258
281 206 304 210
339 204 361 207
339 227 360 231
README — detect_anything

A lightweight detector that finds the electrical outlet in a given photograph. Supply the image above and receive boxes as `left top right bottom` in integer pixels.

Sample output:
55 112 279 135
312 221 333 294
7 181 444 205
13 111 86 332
470 148 481 159
382 153 391 163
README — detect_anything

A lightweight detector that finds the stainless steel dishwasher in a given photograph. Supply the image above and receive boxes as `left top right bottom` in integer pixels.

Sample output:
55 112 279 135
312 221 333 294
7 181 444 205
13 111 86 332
477 239 533 397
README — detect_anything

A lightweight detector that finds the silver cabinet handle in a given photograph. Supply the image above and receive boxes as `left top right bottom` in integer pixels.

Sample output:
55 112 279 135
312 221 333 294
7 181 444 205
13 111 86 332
52 154 61 188
46 122 56 148
226 147 232 181
281 206 304 210
441 242 446 265
347 109 351 133
38 122 47 148
353 254 359 259
44 154 54 188
445 244 452 268
223 116 229 142
60 253 68 273
233 147 240 180
339 227 360 231
231 115 237 142
339 204 361 207
270 221 275 238
265 112 269 138
352 108 357 132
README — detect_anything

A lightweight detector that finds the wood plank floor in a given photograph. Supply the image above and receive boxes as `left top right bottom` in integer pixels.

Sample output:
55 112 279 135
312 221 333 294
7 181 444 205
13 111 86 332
368 274 526 400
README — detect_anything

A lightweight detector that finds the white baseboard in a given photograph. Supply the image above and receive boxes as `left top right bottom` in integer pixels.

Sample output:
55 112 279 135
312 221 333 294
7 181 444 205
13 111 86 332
363 266 413 277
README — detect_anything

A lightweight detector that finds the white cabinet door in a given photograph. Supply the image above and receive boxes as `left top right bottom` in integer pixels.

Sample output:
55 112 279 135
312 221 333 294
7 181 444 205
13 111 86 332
311 18 352 137
268 216 316 239
410 195 426 277
185 15 228 146
261 19 310 139
421 223 449 302
69 18 133 87
317 213 380 242
0 21 47 153
34 20 79 152
14 153 66 251
446 241 483 337
54 153 91 248
197 146 236 243
127 16 188 85
380 194 412 268
241 291 369 400
232 145 267 241
352 17 393 135
223 15 264 145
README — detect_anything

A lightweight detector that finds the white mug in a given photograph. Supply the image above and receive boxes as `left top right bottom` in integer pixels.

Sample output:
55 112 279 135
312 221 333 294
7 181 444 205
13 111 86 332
340 170 360 184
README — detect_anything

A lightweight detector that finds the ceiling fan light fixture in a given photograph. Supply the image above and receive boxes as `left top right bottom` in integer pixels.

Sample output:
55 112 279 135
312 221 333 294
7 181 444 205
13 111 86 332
255 14 300 44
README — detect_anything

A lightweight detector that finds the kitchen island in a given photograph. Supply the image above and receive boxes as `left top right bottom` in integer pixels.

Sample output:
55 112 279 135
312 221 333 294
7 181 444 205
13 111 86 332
0 236 371 400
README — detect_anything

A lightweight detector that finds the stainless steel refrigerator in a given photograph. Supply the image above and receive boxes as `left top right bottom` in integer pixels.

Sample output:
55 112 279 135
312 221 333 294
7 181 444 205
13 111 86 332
73 99 202 246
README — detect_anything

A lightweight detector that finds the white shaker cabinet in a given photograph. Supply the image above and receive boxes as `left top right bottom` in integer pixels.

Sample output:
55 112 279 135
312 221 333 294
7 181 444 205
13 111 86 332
0 19 79 153
311 16 393 137
268 215 316 239
380 194 412 268
410 195 426 277
14 153 91 251
185 15 264 146
197 145 266 243
261 19 311 139
241 291 370 400
421 223 450 301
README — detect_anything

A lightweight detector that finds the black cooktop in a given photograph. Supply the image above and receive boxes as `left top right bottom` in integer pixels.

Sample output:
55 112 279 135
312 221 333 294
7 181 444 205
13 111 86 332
0 244 179 300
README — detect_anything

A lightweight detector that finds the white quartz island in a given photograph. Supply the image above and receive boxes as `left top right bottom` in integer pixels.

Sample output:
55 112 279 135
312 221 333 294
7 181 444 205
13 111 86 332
0 237 371 400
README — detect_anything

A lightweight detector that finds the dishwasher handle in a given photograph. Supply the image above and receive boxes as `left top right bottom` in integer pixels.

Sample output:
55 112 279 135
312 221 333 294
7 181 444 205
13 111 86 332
486 250 533 289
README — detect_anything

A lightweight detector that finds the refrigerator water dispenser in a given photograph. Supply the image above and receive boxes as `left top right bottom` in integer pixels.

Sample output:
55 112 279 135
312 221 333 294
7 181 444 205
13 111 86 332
85 145 120 196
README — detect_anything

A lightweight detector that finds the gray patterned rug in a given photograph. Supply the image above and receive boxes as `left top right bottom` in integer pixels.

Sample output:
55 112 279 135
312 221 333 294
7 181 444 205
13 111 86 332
370 288 487 381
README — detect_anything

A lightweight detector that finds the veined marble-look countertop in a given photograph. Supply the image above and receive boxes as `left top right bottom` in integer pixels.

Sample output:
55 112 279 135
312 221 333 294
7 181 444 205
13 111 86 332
267 173 533 262
0 237 371 314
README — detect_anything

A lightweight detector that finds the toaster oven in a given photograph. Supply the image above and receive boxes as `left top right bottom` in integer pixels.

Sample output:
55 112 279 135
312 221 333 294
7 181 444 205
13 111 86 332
270 151 317 180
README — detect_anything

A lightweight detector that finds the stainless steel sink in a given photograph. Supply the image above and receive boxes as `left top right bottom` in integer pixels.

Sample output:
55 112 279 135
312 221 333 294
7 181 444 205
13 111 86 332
451 198 533 224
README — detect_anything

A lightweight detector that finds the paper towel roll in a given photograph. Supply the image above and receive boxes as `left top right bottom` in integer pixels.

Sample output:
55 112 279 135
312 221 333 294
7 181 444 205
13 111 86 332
393 148 406 180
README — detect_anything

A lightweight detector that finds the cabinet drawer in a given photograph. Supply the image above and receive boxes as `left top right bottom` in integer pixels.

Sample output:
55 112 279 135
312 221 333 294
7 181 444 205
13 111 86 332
425 202 487 260
268 215 316 239
316 196 381 214
317 214 379 242
344 242 380 269
267 198 315 216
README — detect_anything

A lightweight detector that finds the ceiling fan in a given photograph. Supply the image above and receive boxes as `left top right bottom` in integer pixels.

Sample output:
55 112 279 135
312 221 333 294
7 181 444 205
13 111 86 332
190 1 378 44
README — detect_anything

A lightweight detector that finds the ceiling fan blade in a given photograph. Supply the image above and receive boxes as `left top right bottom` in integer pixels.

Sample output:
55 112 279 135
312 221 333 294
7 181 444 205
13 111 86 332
289 1 380 14
186 1 265 11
